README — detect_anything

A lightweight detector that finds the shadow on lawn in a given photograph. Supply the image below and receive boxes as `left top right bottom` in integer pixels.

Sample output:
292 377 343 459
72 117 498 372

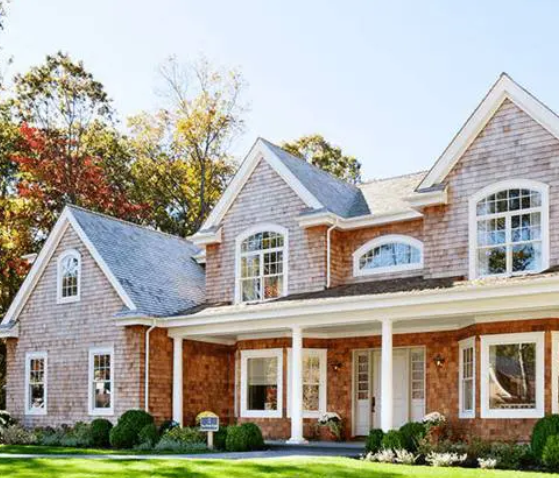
0 458 403 478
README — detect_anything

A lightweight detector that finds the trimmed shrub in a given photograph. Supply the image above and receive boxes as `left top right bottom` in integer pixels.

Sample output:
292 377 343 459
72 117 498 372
365 429 384 453
138 423 159 448
491 442 534 470
214 426 228 451
72 421 93 447
90 419 113 448
399 422 426 452
225 425 249 452
381 430 404 450
241 423 264 451
542 435 559 470
109 409 154 449
531 415 559 460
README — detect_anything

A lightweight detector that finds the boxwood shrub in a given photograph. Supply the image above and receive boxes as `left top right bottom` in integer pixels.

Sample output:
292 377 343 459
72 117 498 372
109 410 154 449
531 414 559 460
90 418 113 448
365 429 384 453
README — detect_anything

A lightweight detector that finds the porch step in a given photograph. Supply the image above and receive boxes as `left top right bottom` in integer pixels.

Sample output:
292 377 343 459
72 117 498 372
265 440 365 457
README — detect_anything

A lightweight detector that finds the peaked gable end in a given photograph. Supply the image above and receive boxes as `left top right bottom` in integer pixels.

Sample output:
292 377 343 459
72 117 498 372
419 74 559 190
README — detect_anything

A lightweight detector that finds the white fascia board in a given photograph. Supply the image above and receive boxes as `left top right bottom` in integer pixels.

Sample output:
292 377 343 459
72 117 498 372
198 138 323 233
190 228 222 247
298 209 423 230
1 209 73 326
160 274 559 331
419 74 559 190
404 188 448 209
0 324 19 338
66 210 136 311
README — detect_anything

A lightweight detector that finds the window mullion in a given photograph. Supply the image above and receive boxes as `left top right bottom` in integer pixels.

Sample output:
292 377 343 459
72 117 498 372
506 214 512 274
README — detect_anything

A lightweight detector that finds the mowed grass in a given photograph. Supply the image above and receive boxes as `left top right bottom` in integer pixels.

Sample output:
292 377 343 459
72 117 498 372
0 457 556 478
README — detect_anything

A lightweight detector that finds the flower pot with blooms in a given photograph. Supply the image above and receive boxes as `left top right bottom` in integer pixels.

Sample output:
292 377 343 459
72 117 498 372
317 412 343 441
423 412 447 446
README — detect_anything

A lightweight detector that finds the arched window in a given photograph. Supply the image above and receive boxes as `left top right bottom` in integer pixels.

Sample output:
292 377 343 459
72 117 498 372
235 225 288 303
469 180 549 278
57 249 81 303
353 235 423 277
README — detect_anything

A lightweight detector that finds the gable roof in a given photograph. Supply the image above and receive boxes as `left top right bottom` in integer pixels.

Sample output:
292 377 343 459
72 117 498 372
418 73 559 190
1 206 205 326
196 138 370 233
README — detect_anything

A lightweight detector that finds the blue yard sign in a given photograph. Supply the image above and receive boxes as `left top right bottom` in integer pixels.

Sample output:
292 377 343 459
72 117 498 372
200 416 219 432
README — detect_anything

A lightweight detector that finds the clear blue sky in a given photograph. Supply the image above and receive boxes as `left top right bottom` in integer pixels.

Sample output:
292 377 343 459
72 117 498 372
3 1 559 180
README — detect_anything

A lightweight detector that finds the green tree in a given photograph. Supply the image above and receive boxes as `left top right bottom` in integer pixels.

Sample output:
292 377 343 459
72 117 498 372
281 134 362 184
128 57 246 236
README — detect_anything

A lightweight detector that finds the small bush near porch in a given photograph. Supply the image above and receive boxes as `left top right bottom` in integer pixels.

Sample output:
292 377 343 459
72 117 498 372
0 457 557 478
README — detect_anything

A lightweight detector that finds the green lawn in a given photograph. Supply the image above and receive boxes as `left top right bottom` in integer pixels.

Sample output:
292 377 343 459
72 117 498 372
0 457 555 478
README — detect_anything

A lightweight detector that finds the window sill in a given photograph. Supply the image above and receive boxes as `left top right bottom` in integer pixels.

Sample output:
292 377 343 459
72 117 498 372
458 411 475 419
480 408 544 419
57 296 81 305
25 409 47 416
89 409 114 417
240 410 282 419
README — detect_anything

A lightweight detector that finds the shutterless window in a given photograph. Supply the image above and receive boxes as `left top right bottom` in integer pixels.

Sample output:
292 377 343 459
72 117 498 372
240 231 285 302
475 188 542 276
26 353 47 414
90 349 113 414
359 242 421 271
57 250 81 302
247 356 279 411
460 343 475 416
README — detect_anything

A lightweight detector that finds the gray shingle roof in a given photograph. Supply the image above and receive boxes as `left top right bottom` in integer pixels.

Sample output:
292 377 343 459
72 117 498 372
69 206 205 318
262 139 371 218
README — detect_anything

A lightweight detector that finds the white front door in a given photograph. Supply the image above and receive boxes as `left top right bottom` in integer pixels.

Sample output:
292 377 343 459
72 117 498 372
354 351 371 436
373 349 410 429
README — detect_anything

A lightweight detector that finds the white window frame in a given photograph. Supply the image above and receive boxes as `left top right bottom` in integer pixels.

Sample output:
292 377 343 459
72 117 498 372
552 331 559 414
352 234 424 277
240 348 283 419
234 224 289 304
468 179 549 279
88 346 115 416
286 348 327 419
459 337 475 419
25 351 47 416
57 249 81 304
480 332 544 419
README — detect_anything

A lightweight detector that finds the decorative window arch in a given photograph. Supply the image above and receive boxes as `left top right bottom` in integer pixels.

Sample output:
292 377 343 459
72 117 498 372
235 224 288 303
353 235 424 277
57 249 81 303
468 179 549 279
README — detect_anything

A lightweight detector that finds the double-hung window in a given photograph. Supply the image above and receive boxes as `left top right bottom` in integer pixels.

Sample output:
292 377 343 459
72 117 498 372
240 349 283 418
480 332 544 419
470 180 549 278
57 249 81 303
89 347 114 415
459 338 475 418
25 352 47 415
236 225 288 303
287 349 327 418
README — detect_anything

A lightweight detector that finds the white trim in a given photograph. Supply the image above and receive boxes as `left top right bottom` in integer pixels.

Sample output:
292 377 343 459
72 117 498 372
56 249 81 304
552 331 559 414
298 209 423 230
286 348 327 419
404 188 448 209
480 331 544 419
24 351 47 416
240 348 283 419
172 337 184 426
194 138 323 237
190 229 222 247
1 207 136 326
420 74 559 189
88 346 115 416
468 179 550 279
458 337 476 419
235 224 289 304
353 234 424 277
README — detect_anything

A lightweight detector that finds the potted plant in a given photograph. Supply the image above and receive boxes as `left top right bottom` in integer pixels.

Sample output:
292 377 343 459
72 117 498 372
317 412 343 441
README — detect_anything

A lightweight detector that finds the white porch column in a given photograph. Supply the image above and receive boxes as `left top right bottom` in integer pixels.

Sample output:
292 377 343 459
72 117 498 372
172 336 183 426
288 325 306 444
381 319 393 432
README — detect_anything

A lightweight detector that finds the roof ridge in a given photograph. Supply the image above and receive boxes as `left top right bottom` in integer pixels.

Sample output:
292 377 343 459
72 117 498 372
66 205 195 245
359 170 427 186
260 138 363 192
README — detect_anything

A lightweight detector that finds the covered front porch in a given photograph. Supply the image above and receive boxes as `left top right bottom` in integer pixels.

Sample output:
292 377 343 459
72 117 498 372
154 273 559 442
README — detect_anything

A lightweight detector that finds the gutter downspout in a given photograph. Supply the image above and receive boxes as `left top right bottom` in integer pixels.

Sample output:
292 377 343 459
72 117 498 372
144 320 157 412
326 221 338 288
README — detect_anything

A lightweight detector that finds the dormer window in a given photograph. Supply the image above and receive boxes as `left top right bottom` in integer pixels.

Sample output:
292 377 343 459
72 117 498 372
57 249 81 303
353 235 423 277
469 180 549 278
236 225 288 303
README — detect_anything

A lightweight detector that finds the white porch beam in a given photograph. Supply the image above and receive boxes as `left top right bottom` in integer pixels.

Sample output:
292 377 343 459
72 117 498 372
172 337 183 426
288 326 306 444
380 319 393 432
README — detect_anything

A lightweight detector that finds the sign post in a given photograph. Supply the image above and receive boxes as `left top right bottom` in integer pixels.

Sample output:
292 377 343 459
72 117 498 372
199 413 219 450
